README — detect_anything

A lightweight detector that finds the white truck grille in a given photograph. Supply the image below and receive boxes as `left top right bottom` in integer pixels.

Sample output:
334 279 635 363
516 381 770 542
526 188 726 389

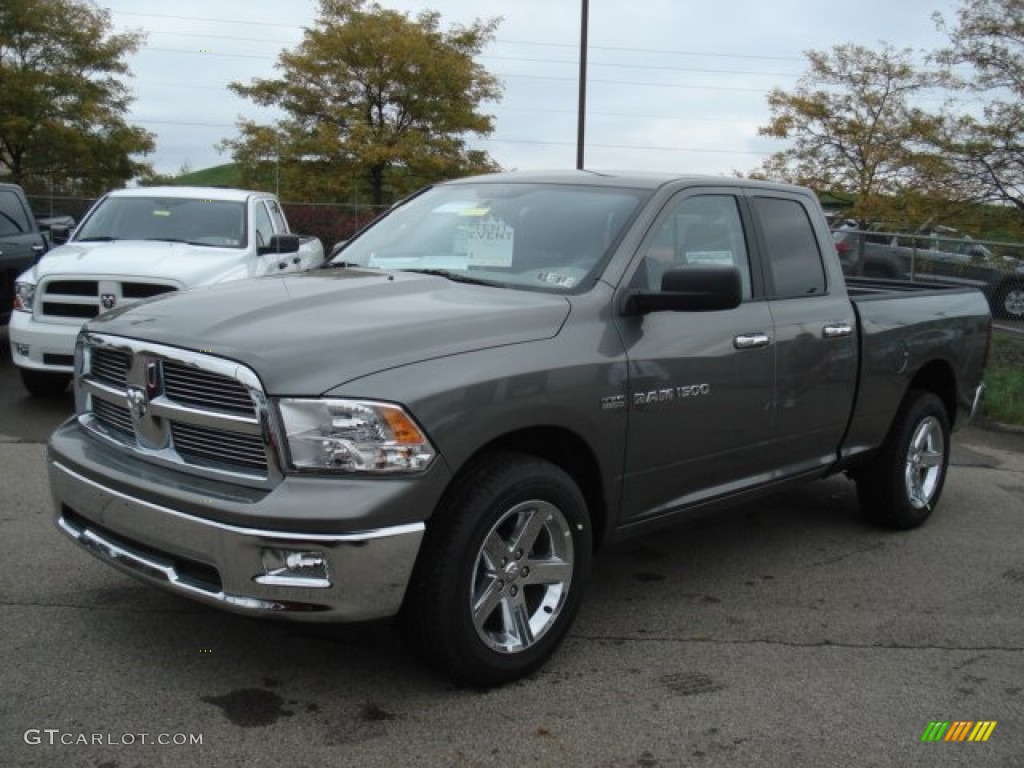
39 278 177 320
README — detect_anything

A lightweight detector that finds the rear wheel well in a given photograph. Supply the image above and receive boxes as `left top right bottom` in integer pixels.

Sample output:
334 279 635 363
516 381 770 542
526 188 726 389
908 360 957 428
451 428 608 550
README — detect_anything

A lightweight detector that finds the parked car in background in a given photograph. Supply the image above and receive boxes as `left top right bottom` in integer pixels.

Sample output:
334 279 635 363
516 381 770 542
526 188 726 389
834 226 1024 319
1 182 51 324
10 186 325 395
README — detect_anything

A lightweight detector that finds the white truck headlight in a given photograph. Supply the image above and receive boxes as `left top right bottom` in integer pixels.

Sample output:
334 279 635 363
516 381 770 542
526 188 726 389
277 398 436 473
13 281 36 312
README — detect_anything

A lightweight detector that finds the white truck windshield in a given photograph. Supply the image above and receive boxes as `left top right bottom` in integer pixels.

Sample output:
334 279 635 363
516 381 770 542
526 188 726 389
75 197 247 248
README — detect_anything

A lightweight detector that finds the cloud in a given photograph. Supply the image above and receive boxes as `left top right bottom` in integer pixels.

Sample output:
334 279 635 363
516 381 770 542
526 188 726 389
103 0 959 184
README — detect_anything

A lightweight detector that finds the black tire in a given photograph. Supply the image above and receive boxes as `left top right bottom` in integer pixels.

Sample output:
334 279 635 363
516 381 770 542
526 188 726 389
400 452 592 687
20 369 72 397
994 280 1024 320
856 390 950 530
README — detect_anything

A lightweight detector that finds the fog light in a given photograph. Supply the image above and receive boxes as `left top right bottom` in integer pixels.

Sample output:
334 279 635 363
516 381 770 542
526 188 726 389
254 549 331 588
15 343 30 357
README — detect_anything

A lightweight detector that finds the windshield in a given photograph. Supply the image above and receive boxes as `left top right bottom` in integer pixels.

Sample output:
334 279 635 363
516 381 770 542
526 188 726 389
333 182 649 292
75 196 247 248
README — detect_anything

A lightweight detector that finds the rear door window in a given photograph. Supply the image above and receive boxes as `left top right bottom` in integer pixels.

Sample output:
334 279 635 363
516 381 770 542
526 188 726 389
266 199 288 234
0 189 31 236
751 197 826 298
253 202 275 247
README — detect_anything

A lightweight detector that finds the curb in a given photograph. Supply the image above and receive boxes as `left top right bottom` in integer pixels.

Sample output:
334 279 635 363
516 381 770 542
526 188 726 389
974 416 1024 435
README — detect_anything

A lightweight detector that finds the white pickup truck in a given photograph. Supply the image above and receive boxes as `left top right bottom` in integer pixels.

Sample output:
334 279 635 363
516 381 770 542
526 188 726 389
9 186 325 395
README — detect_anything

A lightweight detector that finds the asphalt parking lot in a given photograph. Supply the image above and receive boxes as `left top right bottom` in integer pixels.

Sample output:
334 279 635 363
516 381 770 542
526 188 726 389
1 325 1023 767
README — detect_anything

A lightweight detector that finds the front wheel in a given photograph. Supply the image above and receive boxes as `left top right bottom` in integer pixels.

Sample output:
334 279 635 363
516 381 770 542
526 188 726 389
400 452 592 686
856 390 950 530
20 369 72 397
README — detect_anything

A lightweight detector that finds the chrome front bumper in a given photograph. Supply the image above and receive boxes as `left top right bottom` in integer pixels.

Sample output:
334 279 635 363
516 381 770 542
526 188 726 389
50 459 425 621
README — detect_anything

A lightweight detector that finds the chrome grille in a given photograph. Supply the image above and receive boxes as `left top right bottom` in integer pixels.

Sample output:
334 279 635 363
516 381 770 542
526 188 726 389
77 334 274 485
93 398 134 437
163 362 254 414
171 422 267 471
91 347 131 388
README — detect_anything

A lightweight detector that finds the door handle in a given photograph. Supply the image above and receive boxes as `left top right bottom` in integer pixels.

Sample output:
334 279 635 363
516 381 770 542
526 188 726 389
32 243 45 253
734 333 771 349
823 323 854 339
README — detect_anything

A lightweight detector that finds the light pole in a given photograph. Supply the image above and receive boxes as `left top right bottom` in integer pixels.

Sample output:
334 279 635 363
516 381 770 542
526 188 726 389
576 0 589 170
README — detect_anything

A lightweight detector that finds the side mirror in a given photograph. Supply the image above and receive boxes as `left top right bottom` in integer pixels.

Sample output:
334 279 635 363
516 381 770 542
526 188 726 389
258 233 300 256
49 225 71 246
622 266 743 315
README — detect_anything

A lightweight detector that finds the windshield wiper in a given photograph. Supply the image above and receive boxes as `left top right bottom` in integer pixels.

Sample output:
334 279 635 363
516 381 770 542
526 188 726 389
401 268 502 287
76 236 117 242
322 260 375 270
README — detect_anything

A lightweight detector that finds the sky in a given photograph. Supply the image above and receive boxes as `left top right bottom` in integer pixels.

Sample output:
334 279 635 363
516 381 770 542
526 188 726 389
101 0 965 180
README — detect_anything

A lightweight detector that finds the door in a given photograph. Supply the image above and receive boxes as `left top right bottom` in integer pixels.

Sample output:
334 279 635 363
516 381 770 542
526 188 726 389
253 200 297 274
617 190 776 523
749 194 858 476
0 188 44 268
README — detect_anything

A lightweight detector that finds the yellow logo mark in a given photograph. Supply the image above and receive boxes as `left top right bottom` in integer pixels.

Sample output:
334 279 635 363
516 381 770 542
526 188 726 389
922 720 997 742
965 721 997 742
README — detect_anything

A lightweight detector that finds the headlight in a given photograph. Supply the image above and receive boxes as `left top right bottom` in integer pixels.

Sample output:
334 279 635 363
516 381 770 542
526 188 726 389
277 398 436 473
13 282 36 312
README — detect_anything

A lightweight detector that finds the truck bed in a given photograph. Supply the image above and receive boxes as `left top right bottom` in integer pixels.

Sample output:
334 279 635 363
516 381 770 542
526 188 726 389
840 276 991 465
844 275 982 298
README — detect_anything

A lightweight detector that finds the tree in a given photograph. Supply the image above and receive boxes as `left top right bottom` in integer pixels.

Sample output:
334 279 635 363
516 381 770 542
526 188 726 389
223 0 502 206
933 0 1024 213
0 0 154 194
756 44 946 225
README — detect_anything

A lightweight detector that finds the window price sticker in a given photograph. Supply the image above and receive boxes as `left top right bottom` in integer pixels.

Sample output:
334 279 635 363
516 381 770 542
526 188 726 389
467 216 514 267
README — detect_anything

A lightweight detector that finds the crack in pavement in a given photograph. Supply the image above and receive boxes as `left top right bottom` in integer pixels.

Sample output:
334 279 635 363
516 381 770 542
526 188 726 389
571 633 1024 653
0 599 205 615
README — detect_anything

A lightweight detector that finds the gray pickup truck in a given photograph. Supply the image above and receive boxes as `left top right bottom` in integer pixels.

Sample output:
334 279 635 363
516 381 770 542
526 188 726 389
47 172 990 686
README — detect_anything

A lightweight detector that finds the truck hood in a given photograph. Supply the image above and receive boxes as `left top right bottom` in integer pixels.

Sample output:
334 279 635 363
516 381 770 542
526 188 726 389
87 269 571 394
29 240 245 286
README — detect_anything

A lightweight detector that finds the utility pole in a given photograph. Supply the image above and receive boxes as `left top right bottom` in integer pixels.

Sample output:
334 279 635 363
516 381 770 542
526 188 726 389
576 0 589 170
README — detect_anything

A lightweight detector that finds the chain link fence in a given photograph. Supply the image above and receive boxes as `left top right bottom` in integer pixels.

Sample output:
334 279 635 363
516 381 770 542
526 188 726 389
21 195 1024 321
831 227 1024 320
